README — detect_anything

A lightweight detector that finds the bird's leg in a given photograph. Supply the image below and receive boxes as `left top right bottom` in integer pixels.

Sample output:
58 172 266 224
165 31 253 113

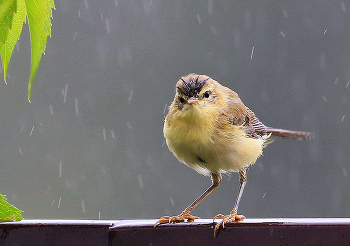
155 172 222 226
213 169 247 237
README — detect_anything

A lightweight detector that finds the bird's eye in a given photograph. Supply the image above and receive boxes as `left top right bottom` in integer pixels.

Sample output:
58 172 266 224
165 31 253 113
179 97 186 104
204 91 210 98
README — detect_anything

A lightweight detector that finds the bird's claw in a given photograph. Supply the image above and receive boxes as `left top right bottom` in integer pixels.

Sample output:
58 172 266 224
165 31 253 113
213 210 245 237
154 211 200 227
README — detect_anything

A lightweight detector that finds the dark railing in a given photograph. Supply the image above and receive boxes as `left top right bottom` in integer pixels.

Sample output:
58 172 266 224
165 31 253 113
1 218 350 246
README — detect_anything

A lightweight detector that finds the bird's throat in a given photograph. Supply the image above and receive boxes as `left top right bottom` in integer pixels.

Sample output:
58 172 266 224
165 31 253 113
165 106 215 144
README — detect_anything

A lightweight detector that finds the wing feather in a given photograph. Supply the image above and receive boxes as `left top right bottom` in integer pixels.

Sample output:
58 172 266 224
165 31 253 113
221 90 267 139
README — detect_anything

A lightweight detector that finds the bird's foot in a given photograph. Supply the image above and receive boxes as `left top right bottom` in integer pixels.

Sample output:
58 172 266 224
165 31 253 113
154 211 200 227
213 209 245 237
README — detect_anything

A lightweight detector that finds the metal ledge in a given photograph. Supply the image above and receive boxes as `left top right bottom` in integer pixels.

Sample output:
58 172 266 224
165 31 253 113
0 220 112 246
110 218 350 246
1 219 350 245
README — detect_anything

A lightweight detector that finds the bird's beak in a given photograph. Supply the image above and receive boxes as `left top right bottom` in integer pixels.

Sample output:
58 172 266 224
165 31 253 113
187 97 200 105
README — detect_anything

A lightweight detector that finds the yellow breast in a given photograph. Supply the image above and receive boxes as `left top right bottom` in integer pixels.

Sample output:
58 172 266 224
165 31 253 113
164 104 264 176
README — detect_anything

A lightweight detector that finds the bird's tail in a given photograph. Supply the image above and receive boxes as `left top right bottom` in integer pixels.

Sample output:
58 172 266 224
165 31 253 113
266 127 314 140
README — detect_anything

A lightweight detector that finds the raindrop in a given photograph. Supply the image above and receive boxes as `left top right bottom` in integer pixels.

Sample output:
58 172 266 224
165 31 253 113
322 96 328 102
342 115 346 121
207 0 213 15
170 197 175 206
84 0 89 9
263 192 266 198
138 174 144 189
128 90 134 103
105 18 111 34
126 122 133 130
111 129 116 139
342 167 348 177
18 148 23 155
75 98 79 114
250 46 254 59
334 77 339 85
103 128 106 141
99 212 101 220
81 200 86 213
62 84 68 103
341 2 346 12
346 81 350 88
58 197 62 208
72 31 78 41
30 126 34 136
49 104 54 115
59 161 62 178
163 103 168 115
282 9 288 18
196 14 201 25
324 29 327 34
143 0 151 14
51 200 55 207
280 32 286 37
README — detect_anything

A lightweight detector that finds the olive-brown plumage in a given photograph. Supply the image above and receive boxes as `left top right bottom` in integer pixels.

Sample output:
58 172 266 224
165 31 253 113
155 73 314 237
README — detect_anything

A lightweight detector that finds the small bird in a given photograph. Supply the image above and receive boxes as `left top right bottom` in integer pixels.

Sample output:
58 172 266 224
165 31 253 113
155 73 314 237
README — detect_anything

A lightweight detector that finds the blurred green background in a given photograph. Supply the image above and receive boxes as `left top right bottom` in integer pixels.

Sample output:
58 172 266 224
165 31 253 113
1 0 350 220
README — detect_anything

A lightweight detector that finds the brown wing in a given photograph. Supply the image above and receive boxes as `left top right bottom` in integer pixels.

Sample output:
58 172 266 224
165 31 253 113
221 88 314 140
244 107 268 138
222 89 267 139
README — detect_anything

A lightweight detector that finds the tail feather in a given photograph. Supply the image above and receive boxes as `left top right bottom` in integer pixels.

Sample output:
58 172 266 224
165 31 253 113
266 127 314 140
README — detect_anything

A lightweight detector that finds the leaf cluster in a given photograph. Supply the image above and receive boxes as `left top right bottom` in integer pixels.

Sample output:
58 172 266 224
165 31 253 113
0 0 55 101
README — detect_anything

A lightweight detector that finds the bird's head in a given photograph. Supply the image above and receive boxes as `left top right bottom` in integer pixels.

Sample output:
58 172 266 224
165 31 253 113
174 73 220 113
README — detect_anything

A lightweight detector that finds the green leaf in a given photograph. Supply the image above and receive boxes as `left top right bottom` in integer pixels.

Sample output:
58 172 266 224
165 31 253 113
0 0 17 51
0 194 23 222
0 0 26 84
0 0 55 101
25 0 55 102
